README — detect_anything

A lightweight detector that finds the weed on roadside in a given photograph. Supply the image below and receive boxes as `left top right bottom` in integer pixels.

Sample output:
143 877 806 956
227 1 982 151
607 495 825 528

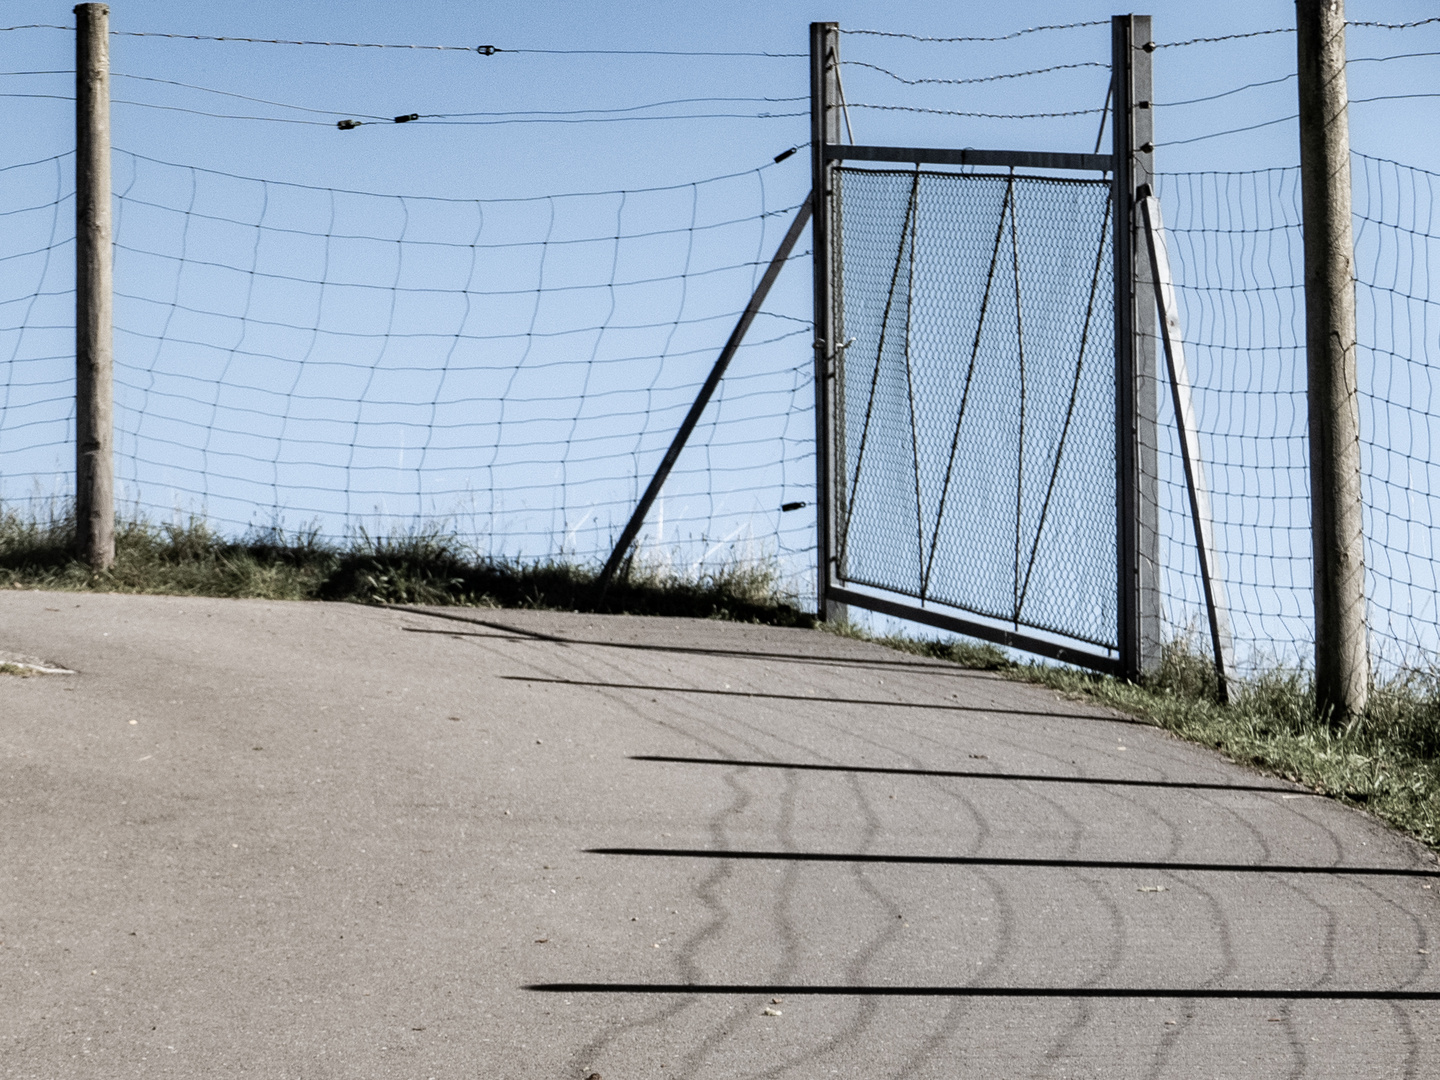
0 506 812 625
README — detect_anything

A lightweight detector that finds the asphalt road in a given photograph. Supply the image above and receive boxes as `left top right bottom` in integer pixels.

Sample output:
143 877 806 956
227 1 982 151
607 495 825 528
2 591 1437 1079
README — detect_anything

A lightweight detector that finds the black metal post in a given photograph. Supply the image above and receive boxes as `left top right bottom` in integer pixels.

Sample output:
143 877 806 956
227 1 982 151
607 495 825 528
811 21 844 621
1112 14 1161 680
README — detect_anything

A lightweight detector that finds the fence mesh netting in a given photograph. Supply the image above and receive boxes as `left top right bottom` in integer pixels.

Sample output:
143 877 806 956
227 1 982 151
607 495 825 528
0 150 817 587
832 167 1117 650
1156 156 1440 671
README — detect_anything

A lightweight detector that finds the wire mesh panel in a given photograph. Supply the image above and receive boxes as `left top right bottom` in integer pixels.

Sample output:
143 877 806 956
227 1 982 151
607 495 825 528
833 166 1117 650
0 149 826 588
1157 157 1440 673
0 153 76 512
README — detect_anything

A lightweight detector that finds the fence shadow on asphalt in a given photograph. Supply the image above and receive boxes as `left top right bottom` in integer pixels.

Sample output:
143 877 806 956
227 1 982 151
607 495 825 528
584 847 1440 878
398 616 1002 676
629 754 1306 794
497 675 1151 723
526 983 1440 1000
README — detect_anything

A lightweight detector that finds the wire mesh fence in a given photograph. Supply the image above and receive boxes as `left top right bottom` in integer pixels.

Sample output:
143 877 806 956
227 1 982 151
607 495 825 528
1151 166 1311 667
832 166 1117 650
0 152 76 505
1155 155 1440 673
0 148 819 590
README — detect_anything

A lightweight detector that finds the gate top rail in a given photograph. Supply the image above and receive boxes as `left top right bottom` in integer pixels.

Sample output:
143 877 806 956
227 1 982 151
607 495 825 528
825 144 1114 173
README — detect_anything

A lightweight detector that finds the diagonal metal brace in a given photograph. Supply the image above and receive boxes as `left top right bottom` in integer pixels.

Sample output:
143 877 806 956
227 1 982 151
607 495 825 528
598 194 815 587
1139 186 1236 701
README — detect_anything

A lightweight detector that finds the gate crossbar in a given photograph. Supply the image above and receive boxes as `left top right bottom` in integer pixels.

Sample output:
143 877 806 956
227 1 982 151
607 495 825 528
826 584 1123 675
826 145 1114 173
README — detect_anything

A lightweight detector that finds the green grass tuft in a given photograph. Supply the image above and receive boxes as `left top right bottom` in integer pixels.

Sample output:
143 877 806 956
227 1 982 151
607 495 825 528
0 505 813 625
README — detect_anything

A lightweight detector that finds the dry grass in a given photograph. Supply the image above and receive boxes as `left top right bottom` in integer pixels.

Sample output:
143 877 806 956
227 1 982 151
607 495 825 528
0 505 813 625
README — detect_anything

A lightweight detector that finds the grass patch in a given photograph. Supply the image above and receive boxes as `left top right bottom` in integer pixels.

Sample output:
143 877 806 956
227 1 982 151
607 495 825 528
0 506 813 626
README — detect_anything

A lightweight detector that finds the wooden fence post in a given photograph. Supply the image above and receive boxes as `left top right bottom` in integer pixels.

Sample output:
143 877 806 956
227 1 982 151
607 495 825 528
75 2 115 570
1296 0 1369 723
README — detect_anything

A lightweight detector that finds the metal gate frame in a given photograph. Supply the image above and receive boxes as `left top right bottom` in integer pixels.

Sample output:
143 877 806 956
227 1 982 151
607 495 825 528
810 17 1169 679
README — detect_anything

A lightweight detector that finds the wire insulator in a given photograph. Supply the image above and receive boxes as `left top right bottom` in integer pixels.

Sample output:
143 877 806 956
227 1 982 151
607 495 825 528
393 113 419 123
773 146 798 163
337 118 361 130
476 45 498 55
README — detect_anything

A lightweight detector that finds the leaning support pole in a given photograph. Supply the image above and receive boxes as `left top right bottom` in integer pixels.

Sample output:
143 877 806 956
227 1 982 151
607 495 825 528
597 196 814 588
75 2 115 571
1296 0 1369 724
1140 189 1236 702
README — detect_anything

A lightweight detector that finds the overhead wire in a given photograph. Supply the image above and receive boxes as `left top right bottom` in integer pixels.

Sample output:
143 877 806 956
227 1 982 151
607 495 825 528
106 100 804 128
841 59 1108 87
1155 28 1294 48
113 72 388 118
1154 114 1299 148
431 96 806 119
1156 74 1296 108
1349 94 1440 105
1347 17 1440 31
1154 53 1440 109
850 103 1105 119
840 22 1107 43
398 111 809 128
15 69 810 129
116 147 799 202
110 100 334 125
108 31 803 57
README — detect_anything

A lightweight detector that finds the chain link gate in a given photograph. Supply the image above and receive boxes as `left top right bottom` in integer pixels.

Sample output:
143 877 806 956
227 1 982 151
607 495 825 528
809 18 1168 676
831 167 1118 661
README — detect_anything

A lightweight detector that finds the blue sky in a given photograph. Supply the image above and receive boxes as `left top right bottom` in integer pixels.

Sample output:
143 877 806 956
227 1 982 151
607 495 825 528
3 2 1437 194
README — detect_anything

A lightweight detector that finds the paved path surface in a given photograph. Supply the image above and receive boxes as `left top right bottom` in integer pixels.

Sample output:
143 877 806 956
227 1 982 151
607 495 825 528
2 591 1437 1079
